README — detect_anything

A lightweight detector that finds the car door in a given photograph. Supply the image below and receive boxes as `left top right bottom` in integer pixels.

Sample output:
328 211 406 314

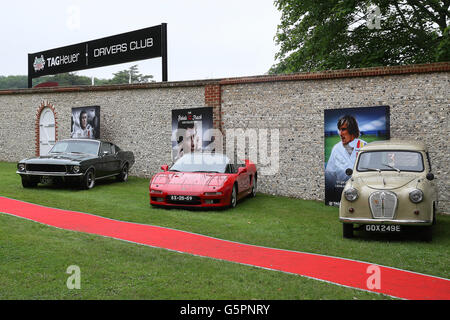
236 164 250 196
98 142 117 177
110 144 122 174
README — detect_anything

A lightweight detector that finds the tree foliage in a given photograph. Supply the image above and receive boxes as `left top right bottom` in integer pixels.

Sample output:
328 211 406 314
106 65 154 84
270 0 450 74
0 65 153 89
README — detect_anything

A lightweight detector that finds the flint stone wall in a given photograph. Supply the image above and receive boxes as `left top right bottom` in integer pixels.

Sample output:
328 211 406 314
0 82 208 177
220 72 449 213
0 64 448 213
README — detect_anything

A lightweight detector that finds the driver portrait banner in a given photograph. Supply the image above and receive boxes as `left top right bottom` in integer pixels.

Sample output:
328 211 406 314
71 106 100 139
171 107 214 162
324 106 390 206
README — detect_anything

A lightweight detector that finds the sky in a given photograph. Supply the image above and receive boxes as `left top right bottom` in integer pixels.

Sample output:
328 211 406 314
0 0 281 82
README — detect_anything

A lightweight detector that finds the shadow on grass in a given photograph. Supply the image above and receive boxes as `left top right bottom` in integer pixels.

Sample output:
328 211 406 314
30 176 126 191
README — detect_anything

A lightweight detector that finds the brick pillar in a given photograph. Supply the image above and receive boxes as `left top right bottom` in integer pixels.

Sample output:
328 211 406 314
205 84 222 132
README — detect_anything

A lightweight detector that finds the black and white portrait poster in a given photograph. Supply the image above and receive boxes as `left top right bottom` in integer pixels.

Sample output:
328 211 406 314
171 107 214 162
71 106 100 139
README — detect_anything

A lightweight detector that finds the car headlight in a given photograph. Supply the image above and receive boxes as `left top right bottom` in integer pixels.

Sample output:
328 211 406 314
409 189 423 203
344 188 359 202
72 165 81 173
18 163 26 172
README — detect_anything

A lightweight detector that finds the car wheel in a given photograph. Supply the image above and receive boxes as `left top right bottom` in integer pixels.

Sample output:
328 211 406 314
117 164 129 182
249 175 257 198
343 223 354 238
82 170 95 190
21 177 38 188
229 184 237 208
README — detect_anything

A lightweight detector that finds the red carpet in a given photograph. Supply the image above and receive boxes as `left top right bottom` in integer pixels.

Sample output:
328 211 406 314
1 196 449 300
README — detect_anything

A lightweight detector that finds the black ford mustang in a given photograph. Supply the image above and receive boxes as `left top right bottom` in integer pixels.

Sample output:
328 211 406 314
17 139 135 189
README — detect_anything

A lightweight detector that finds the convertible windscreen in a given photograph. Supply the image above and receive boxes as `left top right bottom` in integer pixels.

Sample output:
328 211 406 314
169 153 229 173
357 151 424 172
50 140 99 156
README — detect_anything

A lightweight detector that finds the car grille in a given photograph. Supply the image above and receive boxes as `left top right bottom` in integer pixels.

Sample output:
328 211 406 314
26 164 67 173
369 191 397 219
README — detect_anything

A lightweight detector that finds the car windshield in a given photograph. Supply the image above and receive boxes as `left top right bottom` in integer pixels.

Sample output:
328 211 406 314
357 151 424 172
169 153 229 173
49 140 100 156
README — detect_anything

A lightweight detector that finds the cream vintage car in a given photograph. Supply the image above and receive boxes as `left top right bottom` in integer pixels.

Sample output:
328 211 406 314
339 140 438 241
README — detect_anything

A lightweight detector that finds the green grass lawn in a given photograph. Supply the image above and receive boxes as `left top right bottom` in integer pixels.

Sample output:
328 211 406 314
0 162 448 299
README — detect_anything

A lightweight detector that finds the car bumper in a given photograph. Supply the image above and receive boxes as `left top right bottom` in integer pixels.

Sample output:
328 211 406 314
149 192 230 208
17 171 84 178
340 217 433 226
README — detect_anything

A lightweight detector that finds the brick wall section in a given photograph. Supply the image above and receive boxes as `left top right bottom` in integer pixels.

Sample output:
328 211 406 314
0 63 448 212
205 84 222 132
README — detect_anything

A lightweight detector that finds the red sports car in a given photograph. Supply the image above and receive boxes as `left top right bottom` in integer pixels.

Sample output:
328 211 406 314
149 153 257 208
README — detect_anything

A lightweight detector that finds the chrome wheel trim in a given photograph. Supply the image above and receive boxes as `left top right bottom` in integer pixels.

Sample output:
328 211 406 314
231 186 237 207
122 166 128 181
252 178 257 196
86 171 95 189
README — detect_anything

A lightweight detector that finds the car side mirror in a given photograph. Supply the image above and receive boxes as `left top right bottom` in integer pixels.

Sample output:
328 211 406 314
161 165 169 172
238 167 247 175
345 168 353 176
426 173 434 181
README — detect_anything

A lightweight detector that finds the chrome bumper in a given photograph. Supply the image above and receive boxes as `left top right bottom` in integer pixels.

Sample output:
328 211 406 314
17 171 83 177
340 217 432 226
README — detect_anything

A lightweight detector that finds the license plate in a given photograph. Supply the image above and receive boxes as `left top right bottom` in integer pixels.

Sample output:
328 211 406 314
365 224 401 233
169 195 194 202
40 176 53 184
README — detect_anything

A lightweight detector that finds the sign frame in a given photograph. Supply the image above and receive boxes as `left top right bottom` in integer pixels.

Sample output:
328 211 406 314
28 23 167 87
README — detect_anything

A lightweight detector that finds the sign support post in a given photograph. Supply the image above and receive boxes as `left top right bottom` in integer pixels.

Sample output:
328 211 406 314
161 23 168 82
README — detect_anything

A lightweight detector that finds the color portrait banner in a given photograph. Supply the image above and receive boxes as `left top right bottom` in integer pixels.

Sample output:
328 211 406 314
171 107 214 162
71 106 100 139
324 106 390 206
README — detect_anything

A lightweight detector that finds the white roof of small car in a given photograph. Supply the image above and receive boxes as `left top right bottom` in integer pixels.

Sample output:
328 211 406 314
361 139 427 152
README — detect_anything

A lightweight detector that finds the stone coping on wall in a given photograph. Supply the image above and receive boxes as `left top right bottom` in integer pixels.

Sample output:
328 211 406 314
219 62 450 85
0 79 221 95
0 62 448 95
